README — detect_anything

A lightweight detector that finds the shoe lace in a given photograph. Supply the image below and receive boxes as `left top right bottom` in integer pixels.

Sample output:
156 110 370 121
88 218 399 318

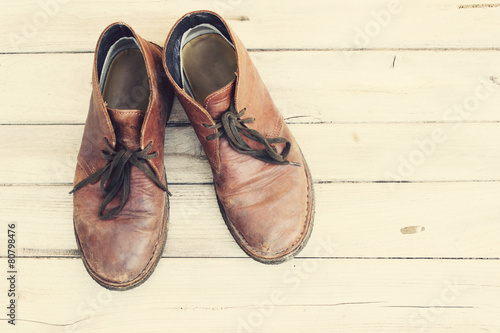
70 138 171 220
202 101 300 166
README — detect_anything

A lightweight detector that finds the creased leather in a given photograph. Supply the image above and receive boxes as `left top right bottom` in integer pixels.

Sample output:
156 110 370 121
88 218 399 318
163 11 314 262
73 22 174 289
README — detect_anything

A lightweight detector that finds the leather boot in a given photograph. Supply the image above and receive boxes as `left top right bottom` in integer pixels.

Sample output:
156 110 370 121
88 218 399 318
163 11 314 264
71 22 174 289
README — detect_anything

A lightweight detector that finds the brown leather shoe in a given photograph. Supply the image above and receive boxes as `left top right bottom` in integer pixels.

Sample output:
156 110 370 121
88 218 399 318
71 22 174 289
163 11 314 264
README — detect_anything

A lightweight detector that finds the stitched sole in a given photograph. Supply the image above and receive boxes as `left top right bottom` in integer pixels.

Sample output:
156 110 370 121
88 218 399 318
74 193 169 291
216 152 315 265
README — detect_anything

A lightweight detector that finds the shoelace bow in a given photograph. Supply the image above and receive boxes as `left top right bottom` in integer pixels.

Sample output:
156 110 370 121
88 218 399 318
203 101 300 166
70 138 170 220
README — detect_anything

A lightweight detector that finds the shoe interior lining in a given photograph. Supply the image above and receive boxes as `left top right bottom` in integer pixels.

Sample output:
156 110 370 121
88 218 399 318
99 36 150 113
96 24 135 82
180 23 237 105
164 12 233 88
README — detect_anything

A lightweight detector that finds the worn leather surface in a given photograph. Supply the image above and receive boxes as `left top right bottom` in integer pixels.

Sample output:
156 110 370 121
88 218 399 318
163 11 314 263
73 22 174 289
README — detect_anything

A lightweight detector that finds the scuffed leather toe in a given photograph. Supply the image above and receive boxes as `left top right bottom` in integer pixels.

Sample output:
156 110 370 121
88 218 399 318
73 169 167 289
215 136 314 263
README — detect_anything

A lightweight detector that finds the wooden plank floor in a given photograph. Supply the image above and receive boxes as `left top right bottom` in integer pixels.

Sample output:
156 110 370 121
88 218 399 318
2 0 500 332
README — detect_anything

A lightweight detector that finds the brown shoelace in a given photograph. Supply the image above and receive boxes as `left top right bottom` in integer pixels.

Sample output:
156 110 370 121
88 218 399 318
203 101 300 166
70 138 170 220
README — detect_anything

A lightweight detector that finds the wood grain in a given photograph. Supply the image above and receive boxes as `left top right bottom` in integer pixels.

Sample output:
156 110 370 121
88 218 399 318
2 258 499 332
1 182 500 259
1 123 500 184
2 1 500 331
2 51 500 125
3 0 500 52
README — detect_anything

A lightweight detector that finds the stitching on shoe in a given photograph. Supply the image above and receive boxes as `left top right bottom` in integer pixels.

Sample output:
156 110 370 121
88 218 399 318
207 155 218 169
175 86 222 173
205 81 233 107
92 77 116 146
109 110 145 115
206 94 230 109
77 156 95 178
267 113 284 139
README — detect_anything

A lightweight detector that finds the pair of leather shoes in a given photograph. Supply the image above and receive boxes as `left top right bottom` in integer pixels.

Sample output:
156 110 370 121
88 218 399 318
72 11 314 290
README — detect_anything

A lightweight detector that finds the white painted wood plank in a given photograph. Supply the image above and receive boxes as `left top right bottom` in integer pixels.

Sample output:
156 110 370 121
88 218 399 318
1 182 500 259
3 51 500 125
3 0 500 52
2 1 499 332
1 123 500 184
2 258 499 332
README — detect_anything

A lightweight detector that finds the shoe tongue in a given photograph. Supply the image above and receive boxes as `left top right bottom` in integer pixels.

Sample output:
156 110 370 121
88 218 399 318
107 108 144 150
203 78 236 119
